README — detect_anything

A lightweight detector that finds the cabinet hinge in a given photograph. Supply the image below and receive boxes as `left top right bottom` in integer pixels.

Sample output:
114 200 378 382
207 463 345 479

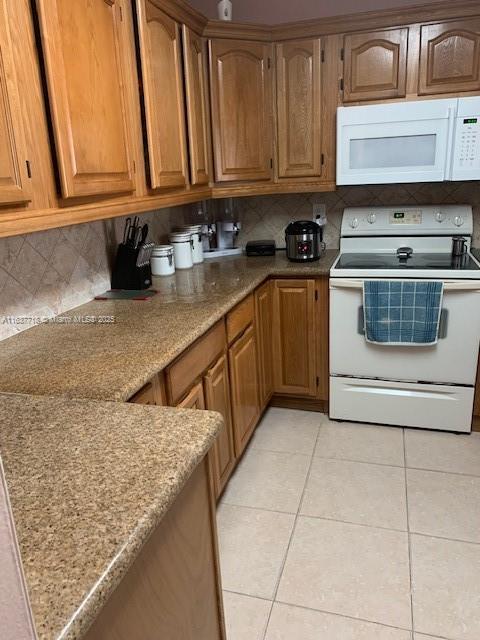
270 158 273 169
340 78 344 91
321 49 325 63
267 57 271 69
340 48 344 61
316 376 320 387
133 160 136 174
315 290 319 301
119 4 123 21
321 153 325 166
25 160 31 178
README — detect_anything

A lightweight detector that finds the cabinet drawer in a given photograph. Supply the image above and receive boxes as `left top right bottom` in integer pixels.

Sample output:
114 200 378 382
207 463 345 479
226 294 254 344
167 321 226 404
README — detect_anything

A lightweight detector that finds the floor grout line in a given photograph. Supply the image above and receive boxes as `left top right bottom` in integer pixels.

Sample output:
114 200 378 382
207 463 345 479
404 428 416 635
272 598 414 634
220 498 480 546
260 420 323 640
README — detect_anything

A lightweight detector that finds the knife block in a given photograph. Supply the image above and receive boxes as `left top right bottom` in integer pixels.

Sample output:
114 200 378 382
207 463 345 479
111 243 152 290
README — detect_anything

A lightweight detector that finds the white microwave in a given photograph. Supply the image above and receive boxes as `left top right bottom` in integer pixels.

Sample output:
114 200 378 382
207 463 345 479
336 96 480 185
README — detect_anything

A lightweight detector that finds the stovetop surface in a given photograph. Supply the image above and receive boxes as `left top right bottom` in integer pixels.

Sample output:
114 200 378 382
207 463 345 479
335 252 480 271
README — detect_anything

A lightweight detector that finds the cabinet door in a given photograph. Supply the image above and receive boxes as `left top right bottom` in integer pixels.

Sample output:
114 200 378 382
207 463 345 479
0 1 32 205
204 355 235 497
136 1 188 189
255 281 274 408
273 279 316 397
276 39 322 178
129 374 166 405
183 26 210 186
36 0 134 198
343 28 408 102
177 381 205 410
419 20 480 95
209 39 273 182
228 325 260 456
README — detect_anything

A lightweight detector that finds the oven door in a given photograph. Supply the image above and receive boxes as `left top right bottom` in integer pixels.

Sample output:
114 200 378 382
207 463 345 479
336 98 457 185
330 278 480 385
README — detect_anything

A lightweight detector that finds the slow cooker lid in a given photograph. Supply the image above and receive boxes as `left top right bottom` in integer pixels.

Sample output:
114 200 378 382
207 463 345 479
285 220 320 235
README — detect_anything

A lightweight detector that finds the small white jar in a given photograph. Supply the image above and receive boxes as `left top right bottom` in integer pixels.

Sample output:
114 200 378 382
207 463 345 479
169 231 194 270
151 245 175 276
177 224 204 264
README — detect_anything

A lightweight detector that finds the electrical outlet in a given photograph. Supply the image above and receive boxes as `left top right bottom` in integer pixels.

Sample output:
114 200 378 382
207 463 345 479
313 203 327 225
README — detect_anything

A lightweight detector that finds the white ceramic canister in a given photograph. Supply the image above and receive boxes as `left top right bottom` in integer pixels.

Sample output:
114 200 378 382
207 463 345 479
151 245 175 276
169 231 194 270
177 224 204 264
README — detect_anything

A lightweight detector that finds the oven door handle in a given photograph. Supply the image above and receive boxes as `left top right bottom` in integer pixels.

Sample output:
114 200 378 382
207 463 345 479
331 279 480 292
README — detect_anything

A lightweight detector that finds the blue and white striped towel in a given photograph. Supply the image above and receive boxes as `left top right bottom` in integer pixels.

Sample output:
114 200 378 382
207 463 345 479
363 280 443 345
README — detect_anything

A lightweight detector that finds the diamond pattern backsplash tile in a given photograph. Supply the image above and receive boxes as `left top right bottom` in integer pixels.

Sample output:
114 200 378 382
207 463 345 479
0 181 479 342
0 205 187 341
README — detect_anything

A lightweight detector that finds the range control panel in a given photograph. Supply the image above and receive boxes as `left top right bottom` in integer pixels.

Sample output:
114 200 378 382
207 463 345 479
389 210 422 225
341 205 473 237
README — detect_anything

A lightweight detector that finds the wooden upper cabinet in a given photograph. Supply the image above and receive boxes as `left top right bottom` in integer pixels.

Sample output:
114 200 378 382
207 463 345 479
204 355 235 497
136 1 188 190
35 0 134 198
276 39 322 179
343 28 408 102
183 25 210 186
209 39 273 182
418 20 480 95
0 1 32 206
273 279 317 397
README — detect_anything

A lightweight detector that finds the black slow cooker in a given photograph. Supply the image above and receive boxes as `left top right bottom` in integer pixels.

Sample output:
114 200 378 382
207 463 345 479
285 220 324 262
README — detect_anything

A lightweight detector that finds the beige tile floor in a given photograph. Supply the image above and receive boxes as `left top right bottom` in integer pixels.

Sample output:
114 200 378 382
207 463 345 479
216 408 480 640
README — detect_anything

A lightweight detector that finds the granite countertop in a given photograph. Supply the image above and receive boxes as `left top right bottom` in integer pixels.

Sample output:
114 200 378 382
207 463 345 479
0 252 337 402
0 392 222 640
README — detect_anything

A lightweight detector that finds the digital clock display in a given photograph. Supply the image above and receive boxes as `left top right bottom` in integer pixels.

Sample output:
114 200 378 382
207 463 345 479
394 212 405 219
464 118 478 124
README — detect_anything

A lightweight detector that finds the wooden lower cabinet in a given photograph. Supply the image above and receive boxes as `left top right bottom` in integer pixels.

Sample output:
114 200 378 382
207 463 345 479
129 373 166 405
228 324 260 456
272 279 317 397
255 281 274 409
177 381 206 409
83 459 226 640
204 355 235 497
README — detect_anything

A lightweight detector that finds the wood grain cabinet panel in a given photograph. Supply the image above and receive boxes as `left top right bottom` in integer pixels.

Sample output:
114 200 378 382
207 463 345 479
35 0 134 198
343 28 408 102
204 355 235 497
255 280 274 409
0 1 32 205
273 279 317 397
177 381 206 409
136 0 188 190
228 324 260 456
83 460 226 640
418 20 480 95
276 39 322 178
209 39 273 183
183 25 210 186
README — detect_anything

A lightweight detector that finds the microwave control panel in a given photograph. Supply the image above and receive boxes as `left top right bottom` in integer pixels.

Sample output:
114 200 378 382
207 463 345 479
452 111 480 179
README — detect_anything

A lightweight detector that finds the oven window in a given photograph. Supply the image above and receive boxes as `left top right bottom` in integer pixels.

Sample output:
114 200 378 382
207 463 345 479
349 134 436 169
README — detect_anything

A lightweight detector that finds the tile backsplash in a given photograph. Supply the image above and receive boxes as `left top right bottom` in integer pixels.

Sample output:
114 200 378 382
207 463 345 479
1 181 479 341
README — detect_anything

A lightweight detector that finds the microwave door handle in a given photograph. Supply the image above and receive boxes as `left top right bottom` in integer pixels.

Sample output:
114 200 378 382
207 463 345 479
445 105 456 180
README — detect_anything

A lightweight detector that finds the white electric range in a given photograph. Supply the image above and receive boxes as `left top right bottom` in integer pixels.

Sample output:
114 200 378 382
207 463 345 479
329 205 480 433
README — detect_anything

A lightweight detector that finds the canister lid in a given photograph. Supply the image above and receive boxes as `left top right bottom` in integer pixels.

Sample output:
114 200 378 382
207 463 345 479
152 244 174 256
177 224 203 233
169 231 192 242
